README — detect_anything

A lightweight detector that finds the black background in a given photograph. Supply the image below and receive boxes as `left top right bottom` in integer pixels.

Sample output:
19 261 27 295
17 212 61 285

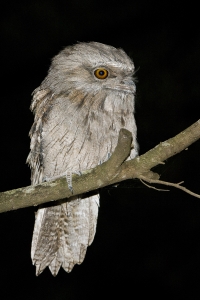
1 0 200 299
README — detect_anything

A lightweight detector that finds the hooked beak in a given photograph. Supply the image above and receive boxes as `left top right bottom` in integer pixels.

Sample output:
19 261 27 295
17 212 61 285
105 78 135 93
115 78 135 93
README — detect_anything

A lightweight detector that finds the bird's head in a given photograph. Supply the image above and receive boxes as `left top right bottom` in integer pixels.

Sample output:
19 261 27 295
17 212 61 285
31 42 136 117
40 42 136 96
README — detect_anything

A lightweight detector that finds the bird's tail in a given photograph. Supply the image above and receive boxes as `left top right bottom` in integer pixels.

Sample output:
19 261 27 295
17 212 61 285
31 194 99 276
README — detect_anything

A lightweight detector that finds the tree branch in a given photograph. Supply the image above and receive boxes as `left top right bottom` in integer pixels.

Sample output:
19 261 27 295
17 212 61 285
139 176 200 198
0 119 200 213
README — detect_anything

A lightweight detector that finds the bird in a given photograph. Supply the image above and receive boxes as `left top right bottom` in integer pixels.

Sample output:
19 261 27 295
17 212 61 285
27 42 138 276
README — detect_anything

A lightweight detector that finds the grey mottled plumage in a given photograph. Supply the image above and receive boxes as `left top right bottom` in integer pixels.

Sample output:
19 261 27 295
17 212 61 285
27 42 138 276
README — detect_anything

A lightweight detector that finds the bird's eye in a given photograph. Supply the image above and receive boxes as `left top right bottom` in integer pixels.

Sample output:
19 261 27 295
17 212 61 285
94 68 108 79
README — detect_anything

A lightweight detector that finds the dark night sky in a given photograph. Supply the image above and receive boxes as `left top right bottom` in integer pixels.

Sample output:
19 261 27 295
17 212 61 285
1 1 200 299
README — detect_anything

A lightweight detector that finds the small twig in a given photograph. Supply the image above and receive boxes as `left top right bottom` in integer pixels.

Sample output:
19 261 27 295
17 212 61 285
140 179 169 191
139 175 200 199
177 181 184 185
158 161 165 165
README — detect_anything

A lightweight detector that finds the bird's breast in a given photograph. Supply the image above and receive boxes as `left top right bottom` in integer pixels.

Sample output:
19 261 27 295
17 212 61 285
41 92 137 178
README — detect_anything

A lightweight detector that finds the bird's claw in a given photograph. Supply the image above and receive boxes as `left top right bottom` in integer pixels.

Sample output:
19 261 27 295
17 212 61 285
66 170 82 194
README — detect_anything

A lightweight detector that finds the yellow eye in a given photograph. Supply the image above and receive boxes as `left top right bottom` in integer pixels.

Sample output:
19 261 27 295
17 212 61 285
94 68 108 79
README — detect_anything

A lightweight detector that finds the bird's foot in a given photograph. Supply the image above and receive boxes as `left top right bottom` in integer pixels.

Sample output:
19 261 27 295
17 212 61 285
43 170 82 194
65 170 82 194
98 152 111 166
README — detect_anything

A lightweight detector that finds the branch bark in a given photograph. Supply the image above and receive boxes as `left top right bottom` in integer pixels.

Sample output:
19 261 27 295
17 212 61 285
0 119 200 213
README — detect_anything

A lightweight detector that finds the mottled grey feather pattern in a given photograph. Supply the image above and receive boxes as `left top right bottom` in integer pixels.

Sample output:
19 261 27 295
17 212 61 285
27 42 138 276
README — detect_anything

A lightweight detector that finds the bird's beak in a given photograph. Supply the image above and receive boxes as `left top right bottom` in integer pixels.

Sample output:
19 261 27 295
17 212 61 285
115 78 135 93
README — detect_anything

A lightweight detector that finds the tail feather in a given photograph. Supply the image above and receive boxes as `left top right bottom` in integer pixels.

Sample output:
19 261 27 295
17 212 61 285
88 195 99 245
31 195 99 275
49 257 62 277
32 206 62 275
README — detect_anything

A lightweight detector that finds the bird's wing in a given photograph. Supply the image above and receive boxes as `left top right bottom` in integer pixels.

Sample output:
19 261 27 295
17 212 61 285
27 89 100 276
